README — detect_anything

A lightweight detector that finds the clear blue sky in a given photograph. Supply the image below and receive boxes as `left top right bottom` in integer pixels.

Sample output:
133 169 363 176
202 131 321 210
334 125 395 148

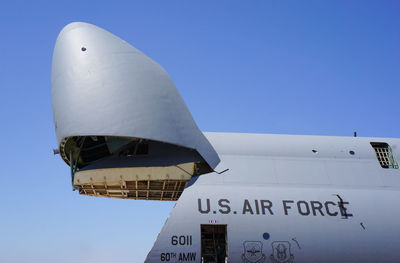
1 1 399 262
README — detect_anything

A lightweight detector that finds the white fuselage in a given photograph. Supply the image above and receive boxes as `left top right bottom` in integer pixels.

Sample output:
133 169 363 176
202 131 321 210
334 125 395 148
145 132 400 263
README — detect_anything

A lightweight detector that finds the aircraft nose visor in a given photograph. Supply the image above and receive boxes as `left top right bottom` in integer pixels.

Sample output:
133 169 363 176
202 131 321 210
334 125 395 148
51 22 220 200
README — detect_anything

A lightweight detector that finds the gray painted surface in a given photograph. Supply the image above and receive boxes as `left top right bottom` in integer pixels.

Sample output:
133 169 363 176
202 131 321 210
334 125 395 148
51 22 220 168
146 133 400 263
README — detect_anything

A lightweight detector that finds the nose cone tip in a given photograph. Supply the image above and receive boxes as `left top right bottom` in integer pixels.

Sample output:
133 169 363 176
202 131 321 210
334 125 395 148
57 22 97 39
54 22 113 53
53 21 134 61
54 22 94 57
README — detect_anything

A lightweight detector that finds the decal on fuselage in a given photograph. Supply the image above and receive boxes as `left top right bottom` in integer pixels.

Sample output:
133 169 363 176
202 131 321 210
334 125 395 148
270 241 294 263
240 239 298 263
198 198 353 217
242 241 266 263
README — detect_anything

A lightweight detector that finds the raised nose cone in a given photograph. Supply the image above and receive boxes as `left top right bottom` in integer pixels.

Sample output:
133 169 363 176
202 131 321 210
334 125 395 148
52 22 220 199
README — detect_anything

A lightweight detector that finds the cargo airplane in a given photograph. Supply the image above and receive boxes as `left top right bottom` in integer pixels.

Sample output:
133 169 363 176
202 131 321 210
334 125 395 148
52 22 400 263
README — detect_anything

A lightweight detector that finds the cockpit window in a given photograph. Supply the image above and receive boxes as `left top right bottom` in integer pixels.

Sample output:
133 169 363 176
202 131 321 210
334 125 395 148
370 142 399 169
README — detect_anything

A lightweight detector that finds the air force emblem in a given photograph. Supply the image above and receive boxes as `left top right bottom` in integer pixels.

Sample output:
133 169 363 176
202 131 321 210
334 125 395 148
270 241 294 263
241 241 266 263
